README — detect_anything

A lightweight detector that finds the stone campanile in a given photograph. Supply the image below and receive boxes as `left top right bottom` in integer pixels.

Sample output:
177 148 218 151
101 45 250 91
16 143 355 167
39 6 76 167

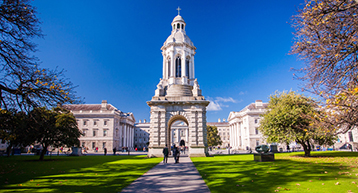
147 9 209 157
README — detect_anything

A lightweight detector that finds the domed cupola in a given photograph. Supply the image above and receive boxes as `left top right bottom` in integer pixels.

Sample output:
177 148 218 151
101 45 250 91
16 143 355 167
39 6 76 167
154 7 203 100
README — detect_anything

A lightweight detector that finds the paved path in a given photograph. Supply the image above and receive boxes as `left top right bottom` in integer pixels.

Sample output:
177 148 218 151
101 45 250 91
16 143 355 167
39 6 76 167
121 156 210 193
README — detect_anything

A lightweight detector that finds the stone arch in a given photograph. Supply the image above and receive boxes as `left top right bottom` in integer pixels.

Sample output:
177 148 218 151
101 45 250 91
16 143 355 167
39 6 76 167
166 114 189 149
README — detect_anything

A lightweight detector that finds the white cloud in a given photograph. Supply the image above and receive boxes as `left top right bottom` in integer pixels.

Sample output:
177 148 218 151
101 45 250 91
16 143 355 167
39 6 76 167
215 97 238 103
206 96 242 111
207 100 222 111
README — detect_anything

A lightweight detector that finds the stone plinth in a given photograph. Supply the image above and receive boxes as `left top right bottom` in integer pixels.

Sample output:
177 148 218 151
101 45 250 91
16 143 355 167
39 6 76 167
253 153 275 162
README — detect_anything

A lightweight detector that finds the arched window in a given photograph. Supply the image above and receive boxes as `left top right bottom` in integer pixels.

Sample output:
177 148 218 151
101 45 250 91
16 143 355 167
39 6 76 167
173 24 175 29
167 58 171 77
177 23 180 29
186 58 190 78
181 24 184 29
175 56 181 77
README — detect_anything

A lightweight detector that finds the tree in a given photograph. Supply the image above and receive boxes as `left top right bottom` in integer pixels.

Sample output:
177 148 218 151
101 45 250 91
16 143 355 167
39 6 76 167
0 109 29 156
28 107 81 161
206 125 222 147
258 91 335 157
291 0 358 133
0 0 79 111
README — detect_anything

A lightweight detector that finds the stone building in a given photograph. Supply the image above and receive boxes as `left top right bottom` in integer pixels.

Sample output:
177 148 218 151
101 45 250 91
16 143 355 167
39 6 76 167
134 120 150 150
64 100 135 152
207 119 230 147
228 100 267 150
147 11 209 157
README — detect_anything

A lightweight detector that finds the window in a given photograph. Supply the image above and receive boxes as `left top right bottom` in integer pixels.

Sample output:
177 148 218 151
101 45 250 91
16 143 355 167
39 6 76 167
94 120 97 125
82 142 85 147
83 120 87 126
348 131 354 142
83 129 87 137
103 130 107 137
185 58 189 77
256 140 260 146
104 120 107 126
177 23 180 29
255 128 259 135
223 137 226 140
92 142 95 149
181 24 184 29
227 132 229 136
175 56 181 77
93 130 97 137
168 58 171 77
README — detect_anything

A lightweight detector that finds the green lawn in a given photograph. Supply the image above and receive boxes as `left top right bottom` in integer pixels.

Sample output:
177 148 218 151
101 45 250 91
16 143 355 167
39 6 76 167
191 151 358 193
0 155 162 193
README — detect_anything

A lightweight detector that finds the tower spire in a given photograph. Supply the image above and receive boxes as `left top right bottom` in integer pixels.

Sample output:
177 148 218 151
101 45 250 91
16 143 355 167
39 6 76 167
177 6 181 15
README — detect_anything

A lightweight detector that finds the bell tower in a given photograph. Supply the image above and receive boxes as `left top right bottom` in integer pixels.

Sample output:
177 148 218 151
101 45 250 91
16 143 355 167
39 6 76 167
147 8 209 157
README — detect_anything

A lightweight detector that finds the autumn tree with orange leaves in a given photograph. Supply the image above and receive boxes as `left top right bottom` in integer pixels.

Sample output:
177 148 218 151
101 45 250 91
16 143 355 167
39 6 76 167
291 0 358 134
0 0 79 111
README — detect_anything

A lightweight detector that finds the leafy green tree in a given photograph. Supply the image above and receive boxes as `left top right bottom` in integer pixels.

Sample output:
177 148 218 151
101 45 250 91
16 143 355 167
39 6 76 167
259 91 335 157
206 125 222 147
291 0 358 133
0 0 79 111
0 109 29 156
28 107 81 161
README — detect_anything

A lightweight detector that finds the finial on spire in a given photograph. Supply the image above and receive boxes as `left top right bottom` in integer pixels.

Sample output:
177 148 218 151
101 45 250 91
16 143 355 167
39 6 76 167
177 6 181 15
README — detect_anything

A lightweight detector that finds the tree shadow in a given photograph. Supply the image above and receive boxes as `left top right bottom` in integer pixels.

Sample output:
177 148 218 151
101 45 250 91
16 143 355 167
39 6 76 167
192 153 358 193
0 155 162 192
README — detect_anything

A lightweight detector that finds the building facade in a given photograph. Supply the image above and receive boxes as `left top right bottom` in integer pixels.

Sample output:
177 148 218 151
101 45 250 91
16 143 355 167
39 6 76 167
207 120 230 148
134 120 150 150
64 100 135 152
228 100 267 150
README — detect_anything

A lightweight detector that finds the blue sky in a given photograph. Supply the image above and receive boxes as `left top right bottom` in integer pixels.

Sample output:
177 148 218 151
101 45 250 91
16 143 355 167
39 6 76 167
32 0 306 122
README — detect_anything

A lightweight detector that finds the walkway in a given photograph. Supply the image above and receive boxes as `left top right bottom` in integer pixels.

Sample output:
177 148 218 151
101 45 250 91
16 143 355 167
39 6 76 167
121 156 211 193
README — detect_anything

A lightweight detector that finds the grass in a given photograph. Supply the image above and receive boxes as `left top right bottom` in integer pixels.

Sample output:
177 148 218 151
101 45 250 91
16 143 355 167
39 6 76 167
191 151 358 193
0 155 162 193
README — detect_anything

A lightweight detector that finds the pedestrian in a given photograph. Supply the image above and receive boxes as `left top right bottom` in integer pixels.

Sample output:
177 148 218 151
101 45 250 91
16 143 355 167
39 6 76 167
227 146 231 154
113 147 116 155
172 144 178 163
176 146 180 163
95 147 98 152
143 147 146 152
162 144 169 164
104 148 107 156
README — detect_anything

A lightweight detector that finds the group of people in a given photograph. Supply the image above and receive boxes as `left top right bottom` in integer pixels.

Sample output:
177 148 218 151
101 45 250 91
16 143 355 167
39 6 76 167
162 144 181 164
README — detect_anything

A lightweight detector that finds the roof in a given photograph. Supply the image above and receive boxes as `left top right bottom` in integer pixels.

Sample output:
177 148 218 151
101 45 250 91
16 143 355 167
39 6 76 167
63 104 117 111
207 122 229 127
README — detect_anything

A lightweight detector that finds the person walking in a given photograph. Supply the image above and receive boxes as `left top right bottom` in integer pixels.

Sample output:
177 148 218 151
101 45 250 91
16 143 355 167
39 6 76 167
113 147 116 155
172 144 178 163
176 146 180 163
162 144 169 164
104 148 107 156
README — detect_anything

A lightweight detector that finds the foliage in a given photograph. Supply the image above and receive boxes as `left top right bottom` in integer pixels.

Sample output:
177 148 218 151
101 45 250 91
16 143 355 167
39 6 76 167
291 0 358 133
206 125 222 147
0 155 162 192
192 152 358 193
258 91 335 157
0 0 79 111
27 107 82 161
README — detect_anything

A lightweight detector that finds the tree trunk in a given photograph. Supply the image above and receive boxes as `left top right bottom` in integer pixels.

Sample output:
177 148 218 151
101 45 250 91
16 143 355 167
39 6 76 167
39 145 47 161
300 142 311 157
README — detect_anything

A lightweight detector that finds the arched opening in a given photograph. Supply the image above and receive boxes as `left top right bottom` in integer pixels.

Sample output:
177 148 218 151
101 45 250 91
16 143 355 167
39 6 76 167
181 24 184 29
175 56 181 77
177 23 180 29
167 115 189 155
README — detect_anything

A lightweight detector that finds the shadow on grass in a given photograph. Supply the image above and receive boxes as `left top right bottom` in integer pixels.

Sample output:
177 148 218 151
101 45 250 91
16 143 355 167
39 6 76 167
0 155 162 193
192 152 358 193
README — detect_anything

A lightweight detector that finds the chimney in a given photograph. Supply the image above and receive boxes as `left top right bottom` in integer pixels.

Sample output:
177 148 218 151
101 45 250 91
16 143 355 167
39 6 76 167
218 118 221 123
255 100 263 107
143 119 147 123
139 119 142 123
101 100 107 110
223 118 226 122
